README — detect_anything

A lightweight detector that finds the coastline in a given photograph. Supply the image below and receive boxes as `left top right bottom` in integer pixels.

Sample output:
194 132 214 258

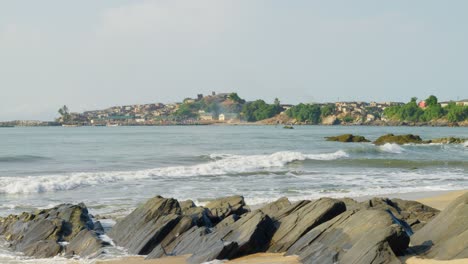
94 189 467 264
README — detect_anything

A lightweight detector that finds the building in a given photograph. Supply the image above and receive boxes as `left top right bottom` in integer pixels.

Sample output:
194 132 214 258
457 99 468 106
218 113 238 121
418 101 427 109
199 113 214 121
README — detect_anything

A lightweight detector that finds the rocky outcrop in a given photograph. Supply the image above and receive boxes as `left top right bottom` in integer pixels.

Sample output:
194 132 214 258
411 192 468 260
268 198 346 252
286 209 410 264
205 195 250 222
108 196 186 255
0 203 107 258
258 197 291 218
373 134 426 145
325 134 370 143
357 198 439 231
147 210 276 263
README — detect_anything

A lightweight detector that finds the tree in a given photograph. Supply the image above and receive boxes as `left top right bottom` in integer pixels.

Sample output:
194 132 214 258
227 93 245 104
425 95 438 107
58 105 70 123
241 100 283 122
286 103 322 124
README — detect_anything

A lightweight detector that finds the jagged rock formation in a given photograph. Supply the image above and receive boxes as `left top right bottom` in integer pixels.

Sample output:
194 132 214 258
0 203 107 258
286 209 410 264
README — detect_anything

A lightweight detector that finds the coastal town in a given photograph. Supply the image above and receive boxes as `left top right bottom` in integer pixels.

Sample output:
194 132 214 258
1 92 467 127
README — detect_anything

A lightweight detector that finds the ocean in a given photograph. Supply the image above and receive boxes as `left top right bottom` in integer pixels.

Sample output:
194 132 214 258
0 125 467 261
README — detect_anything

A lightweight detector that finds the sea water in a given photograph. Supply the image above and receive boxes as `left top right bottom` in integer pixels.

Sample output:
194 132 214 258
0 125 467 261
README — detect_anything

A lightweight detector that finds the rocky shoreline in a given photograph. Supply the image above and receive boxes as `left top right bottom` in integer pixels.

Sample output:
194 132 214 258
1 192 467 264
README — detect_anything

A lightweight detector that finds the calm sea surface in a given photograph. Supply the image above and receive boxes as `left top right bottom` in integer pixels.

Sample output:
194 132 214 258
0 125 467 219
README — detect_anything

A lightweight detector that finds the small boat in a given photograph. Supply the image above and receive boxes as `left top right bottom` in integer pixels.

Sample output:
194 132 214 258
106 124 119 127
283 125 294 129
62 124 80 127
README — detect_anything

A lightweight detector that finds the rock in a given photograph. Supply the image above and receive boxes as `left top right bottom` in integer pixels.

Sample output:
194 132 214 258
373 134 426 145
356 198 439 231
65 229 108 257
258 197 291 218
108 196 185 255
286 209 410 264
148 210 276 263
322 115 338 125
205 195 250 221
325 134 370 143
268 198 346 252
179 200 196 211
182 206 213 227
0 203 105 258
428 137 466 144
411 192 468 260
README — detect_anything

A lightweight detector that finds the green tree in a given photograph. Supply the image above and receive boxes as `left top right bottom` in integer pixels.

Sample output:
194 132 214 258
425 95 438 107
227 93 245 104
286 103 322 124
321 104 335 117
241 100 283 122
58 105 70 123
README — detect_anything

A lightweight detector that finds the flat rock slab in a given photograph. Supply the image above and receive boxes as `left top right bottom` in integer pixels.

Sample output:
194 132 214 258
286 209 409 264
411 192 468 260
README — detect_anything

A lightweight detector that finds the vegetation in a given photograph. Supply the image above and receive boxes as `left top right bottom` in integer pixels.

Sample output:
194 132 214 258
241 100 283 122
58 105 71 123
285 103 322 124
383 95 468 123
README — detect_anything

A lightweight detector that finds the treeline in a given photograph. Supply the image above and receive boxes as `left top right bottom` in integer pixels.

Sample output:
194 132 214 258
240 99 283 122
285 104 336 124
383 96 468 123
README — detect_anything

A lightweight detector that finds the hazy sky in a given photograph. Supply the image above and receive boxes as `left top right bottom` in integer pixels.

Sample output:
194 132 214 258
1 1 467 121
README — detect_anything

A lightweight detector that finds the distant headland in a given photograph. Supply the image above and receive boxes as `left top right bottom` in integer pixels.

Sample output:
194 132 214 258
1 93 467 127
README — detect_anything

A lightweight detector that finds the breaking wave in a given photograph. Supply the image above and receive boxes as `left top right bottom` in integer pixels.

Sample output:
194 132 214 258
0 150 348 194
379 143 405 154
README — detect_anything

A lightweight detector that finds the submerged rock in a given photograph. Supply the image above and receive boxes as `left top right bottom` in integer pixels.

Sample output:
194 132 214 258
411 192 468 260
373 134 426 145
286 209 410 264
268 198 346 252
0 203 107 258
325 134 370 143
428 137 466 144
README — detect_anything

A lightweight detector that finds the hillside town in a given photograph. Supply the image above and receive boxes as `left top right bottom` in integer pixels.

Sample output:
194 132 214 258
1 93 467 127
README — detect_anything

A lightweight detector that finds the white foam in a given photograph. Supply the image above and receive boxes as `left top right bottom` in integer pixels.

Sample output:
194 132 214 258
379 143 404 154
0 150 348 194
464 140 468 147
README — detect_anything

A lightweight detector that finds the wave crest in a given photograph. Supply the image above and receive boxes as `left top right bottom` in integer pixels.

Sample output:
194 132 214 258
0 150 348 194
379 143 404 154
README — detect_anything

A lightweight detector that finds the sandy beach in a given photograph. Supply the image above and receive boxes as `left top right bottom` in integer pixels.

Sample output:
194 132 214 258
95 190 467 264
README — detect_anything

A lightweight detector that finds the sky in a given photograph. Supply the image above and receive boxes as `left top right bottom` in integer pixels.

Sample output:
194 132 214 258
1 0 467 121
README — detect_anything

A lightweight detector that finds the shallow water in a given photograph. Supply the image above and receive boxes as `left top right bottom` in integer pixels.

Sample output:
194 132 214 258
0 125 467 261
